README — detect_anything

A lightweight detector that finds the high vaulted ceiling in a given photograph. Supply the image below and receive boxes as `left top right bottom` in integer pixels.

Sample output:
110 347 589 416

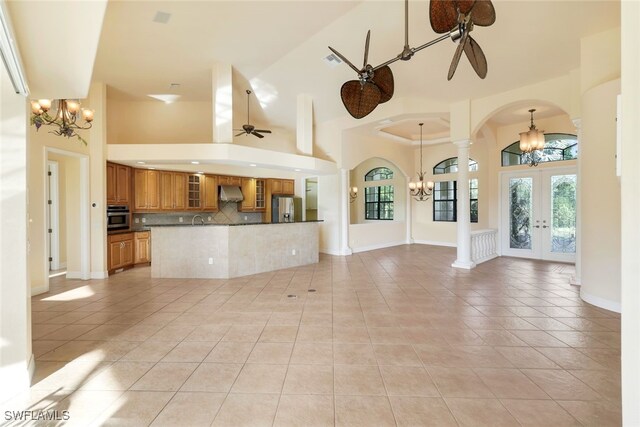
92 0 619 132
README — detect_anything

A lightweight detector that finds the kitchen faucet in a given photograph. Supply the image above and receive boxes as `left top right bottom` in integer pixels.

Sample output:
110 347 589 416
191 214 205 226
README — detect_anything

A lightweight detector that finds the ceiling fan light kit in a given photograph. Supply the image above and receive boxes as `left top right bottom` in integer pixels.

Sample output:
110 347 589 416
234 89 272 139
329 0 496 119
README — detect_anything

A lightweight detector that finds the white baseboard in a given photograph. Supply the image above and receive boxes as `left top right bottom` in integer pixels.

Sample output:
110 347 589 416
580 290 621 313
351 240 406 254
570 274 581 286
451 260 477 270
412 239 457 248
31 285 48 296
320 248 342 256
91 271 108 279
65 271 84 280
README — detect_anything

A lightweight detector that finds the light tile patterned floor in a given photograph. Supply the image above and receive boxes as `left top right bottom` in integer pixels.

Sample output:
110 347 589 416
3 245 621 426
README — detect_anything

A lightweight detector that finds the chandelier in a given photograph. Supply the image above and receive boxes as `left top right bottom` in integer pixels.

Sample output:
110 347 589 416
519 109 546 167
30 99 94 145
409 123 434 201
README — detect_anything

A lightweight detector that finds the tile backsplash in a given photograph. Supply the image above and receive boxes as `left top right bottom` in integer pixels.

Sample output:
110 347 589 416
133 202 263 226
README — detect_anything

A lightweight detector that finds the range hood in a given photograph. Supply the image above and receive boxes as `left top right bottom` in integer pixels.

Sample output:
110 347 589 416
219 185 244 202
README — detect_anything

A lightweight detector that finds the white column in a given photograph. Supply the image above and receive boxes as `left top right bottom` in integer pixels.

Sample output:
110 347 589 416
340 168 352 256
452 139 476 269
571 118 582 285
621 0 640 423
296 94 313 155
0 69 32 402
89 82 108 279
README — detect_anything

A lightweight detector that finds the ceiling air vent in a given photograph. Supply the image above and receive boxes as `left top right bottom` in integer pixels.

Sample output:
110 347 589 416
323 53 342 68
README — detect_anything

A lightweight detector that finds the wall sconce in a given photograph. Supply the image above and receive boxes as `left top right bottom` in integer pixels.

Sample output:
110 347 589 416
349 186 358 203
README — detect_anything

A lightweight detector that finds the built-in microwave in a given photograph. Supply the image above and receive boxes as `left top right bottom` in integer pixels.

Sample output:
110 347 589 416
107 205 130 230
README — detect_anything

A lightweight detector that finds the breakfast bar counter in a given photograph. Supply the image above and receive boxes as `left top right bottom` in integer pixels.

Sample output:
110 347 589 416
149 221 320 279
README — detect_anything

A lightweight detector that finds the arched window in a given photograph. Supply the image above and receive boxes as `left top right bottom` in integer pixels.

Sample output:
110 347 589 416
433 157 478 175
365 167 393 181
502 133 578 166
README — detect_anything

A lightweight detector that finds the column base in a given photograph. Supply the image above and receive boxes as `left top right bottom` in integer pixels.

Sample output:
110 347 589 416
451 259 476 270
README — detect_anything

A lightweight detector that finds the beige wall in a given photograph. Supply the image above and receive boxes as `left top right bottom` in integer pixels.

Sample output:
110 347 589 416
579 78 621 309
28 114 89 293
580 27 621 94
107 99 212 144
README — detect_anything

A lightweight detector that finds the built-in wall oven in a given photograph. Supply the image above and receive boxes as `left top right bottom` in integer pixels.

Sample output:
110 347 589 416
107 205 130 230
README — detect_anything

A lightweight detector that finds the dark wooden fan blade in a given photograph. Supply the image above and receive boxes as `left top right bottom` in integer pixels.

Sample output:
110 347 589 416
251 131 265 139
254 129 272 133
464 35 488 78
470 0 496 27
447 33 467 80
430 0 475 34
341 80 381 119
363 30 371 69
235 132 245 137
372 65 394 104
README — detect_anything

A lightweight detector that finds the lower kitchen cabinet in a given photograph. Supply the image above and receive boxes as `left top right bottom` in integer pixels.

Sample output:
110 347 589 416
108 233 134 271
134 231 151 264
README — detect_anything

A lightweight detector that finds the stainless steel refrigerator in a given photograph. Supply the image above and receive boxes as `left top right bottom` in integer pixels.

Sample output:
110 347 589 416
272 196 295 223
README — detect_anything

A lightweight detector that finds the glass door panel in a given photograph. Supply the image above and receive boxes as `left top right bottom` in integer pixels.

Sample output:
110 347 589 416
509 177 533 250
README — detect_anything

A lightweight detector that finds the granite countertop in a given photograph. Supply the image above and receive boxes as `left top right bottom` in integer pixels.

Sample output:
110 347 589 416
107 227 151 235
146 220 323 227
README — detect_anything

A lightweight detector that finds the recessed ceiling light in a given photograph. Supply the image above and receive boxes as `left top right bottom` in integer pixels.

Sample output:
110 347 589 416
197 171 203 174
148 94 180 103
294 168 301 172
191 161 200 165
136 161 145 164
249 164 257 167
379 119 393 125
153 11 171 24
148 167 156 170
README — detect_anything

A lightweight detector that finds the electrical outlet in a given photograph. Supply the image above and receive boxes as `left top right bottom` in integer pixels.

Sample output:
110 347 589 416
208 216 212 221
208 257 213 265
134 218 139 224
141 218 146 223
244 216 248 221
179 217 183 223
291 249 296 255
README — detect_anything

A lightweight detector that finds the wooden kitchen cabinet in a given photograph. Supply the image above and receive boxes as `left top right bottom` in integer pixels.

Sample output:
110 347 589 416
134 231 151 264
239 178 266 212
202 174 218 211
270 179 295 195
218 175 242 186
134 169 160 211
107 162 131 205
187 174 203 209
160 171 187 210
108 233 134 272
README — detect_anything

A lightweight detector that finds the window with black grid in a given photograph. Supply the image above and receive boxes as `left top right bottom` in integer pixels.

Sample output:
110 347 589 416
433 179 478 223
365 185 394 220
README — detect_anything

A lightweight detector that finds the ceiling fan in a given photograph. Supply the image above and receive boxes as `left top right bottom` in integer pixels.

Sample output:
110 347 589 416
328 0 496 119
234 90 272 139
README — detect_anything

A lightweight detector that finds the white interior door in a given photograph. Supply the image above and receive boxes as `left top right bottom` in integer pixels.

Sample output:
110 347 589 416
501 167 577 263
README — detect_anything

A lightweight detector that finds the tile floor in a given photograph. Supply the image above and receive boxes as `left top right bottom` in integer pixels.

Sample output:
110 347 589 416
2 245 621 426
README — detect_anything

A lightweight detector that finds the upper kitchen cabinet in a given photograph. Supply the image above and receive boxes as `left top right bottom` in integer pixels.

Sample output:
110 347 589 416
160 171 187 210
240 178 266 212
218 175 242 186
202 174 219 211
187 174 204 210
270 179 295 195
134 169 161 211
106 162 131 205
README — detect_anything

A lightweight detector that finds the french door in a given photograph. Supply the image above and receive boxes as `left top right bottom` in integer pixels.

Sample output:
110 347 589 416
501 167 577 263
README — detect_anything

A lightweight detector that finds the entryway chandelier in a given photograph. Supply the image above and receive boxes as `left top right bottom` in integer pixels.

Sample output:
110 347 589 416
30 99 94 145
519 109 546 167
409 123 434 201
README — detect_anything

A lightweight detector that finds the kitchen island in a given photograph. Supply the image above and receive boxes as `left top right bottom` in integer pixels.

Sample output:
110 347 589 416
149 221 320 279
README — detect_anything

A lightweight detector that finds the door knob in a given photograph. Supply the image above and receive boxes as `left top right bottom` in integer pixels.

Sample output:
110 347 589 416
542 225 549 228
